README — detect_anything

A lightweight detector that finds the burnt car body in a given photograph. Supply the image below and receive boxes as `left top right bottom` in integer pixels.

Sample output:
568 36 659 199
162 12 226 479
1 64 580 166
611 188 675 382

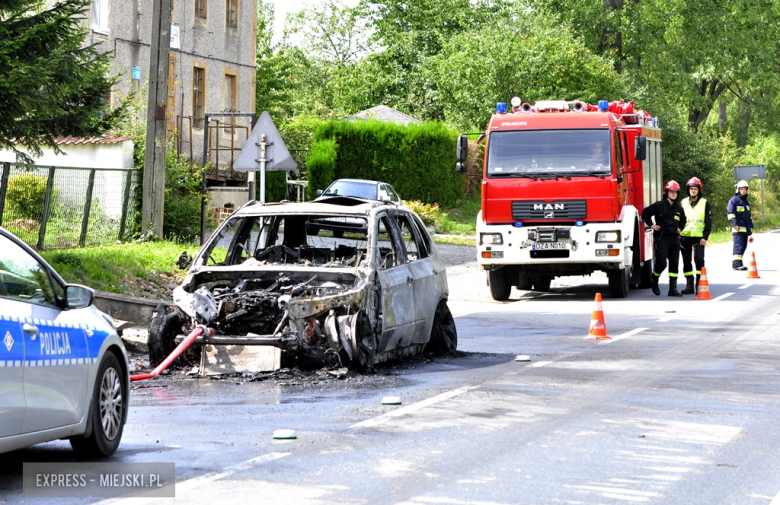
149 198 457 371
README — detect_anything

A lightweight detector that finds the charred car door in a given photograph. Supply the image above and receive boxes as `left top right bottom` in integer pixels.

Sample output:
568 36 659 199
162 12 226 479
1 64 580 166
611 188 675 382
374 214 416 352
397 213 438 342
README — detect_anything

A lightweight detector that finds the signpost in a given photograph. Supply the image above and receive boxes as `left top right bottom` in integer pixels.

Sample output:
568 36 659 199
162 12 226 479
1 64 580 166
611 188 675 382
233 111 297 204
734 164 766 220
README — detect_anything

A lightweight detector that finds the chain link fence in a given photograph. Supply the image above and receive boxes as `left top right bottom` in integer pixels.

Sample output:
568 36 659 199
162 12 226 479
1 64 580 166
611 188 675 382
0 162 139 250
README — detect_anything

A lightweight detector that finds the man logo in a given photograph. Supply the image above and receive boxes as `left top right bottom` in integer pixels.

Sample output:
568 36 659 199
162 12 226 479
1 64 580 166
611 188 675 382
534 203 565 210
544 211 555 219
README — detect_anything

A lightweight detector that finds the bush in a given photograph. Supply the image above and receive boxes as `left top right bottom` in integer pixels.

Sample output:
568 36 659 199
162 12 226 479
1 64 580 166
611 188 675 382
309 120 462 206
163 146 204 241
6 174 53 220
404 200 441 227
306 138 338 201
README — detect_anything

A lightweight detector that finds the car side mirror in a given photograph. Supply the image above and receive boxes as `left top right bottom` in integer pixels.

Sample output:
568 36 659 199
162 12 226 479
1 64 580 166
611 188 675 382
316 189 324 196
634 136 647 161
456 135 468 163
66 284 93 309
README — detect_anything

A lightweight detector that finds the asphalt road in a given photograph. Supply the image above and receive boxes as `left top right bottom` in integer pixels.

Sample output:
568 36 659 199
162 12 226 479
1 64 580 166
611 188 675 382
2 231 780 505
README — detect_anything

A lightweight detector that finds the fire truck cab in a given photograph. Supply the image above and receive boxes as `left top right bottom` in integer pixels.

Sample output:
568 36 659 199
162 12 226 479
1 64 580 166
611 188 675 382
457 99 663 300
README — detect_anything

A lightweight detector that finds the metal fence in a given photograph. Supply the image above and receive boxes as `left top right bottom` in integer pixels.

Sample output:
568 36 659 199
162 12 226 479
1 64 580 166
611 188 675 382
0 162 140 250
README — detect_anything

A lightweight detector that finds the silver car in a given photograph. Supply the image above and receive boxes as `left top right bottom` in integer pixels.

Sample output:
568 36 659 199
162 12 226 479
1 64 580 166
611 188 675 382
149 198 457 371
0 228 128 457
316 179 402 204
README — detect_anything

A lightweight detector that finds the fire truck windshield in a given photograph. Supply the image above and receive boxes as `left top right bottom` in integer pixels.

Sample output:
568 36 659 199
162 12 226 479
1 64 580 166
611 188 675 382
486 129 612 177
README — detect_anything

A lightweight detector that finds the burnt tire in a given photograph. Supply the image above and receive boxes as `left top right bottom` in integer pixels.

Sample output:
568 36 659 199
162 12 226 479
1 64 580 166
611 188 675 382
425 300 458 355
489 268 511 301
351 311 376 372
70 352 127 458
148 304 184 366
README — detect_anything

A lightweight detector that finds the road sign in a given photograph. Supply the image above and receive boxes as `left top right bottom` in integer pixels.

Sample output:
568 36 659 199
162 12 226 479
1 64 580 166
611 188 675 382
233 111 297 172
734 164 766 180
734 165 766 220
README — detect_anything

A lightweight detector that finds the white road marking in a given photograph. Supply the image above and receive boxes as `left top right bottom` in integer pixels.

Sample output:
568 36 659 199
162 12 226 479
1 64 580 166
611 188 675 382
712 292 735 302
527 361 552 368
600 328 648 344
738 284 751 290
351 386 478 429
176 452 291 492
770 488 780 505
657 316 675 322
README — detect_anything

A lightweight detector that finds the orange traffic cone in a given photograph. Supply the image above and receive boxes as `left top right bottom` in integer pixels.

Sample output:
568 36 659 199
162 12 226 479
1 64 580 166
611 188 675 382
584 293 611 340
696 267 712 300
746 252 761 279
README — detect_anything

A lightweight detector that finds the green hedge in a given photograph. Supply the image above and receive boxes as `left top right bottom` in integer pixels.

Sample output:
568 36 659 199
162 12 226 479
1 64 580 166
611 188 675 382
307 120 462 206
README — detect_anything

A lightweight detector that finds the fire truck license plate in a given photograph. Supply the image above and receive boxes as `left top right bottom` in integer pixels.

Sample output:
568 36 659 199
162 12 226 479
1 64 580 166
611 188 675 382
533 242 568 250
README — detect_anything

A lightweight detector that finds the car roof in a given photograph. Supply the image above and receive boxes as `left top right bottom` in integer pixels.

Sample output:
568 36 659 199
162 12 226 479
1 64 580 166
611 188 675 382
232 198 403 218
328 179 384 186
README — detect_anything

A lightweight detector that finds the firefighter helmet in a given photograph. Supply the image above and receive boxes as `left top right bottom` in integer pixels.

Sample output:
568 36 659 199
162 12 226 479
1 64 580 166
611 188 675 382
687 177 703 194
664 180 680 192
736 180 749 189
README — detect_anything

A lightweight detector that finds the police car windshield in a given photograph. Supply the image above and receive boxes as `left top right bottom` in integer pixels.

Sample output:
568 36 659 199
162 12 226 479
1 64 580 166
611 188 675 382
486 129 612 177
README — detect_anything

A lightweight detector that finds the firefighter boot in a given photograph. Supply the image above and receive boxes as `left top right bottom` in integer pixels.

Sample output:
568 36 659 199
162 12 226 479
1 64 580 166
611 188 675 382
668 277 683 297
733 260 747 271
681 276 695 295
651 274 660 296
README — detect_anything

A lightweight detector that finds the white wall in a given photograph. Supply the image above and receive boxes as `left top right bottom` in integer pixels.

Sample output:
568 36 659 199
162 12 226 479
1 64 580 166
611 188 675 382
0 140 135 169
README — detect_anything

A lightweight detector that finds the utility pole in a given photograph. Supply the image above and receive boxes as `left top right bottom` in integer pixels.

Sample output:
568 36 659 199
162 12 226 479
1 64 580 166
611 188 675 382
142 0 173 237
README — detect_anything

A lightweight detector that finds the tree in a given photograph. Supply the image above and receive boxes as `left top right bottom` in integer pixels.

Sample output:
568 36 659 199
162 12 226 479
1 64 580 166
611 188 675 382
0 0 123 162
431 15 624 130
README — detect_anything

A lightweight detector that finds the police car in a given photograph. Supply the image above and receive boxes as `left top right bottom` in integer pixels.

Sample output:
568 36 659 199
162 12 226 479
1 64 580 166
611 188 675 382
0 227 129 457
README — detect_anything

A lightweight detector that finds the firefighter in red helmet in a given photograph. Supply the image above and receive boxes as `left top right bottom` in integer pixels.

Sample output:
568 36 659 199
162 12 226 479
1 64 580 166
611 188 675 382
642 180 687 296
679 177 712 294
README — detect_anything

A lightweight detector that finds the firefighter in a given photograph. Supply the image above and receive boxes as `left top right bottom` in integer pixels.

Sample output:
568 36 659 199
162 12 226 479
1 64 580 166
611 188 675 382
728 180 754 270
642 180 687 297
680 177 712 294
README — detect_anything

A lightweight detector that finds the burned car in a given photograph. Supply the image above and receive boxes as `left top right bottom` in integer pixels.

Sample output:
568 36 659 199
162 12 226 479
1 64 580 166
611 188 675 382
148 197 457 372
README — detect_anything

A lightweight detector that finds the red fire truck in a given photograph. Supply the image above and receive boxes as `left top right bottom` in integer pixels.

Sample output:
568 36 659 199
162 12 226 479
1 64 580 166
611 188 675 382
456 99 663 300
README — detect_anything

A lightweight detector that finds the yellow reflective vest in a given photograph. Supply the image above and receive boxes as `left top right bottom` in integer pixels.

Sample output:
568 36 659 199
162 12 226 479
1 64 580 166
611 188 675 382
681 197 707 237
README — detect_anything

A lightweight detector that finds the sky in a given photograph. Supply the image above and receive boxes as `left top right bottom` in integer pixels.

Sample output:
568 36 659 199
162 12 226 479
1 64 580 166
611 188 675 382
267 0 360 45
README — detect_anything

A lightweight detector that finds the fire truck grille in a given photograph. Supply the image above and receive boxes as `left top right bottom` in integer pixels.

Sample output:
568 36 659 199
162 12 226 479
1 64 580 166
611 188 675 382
512 200 587 221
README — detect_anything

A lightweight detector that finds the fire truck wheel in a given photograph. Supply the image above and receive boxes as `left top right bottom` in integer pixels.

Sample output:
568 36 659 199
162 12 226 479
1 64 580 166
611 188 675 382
639 258 654 289
608 268 630 298
489 269 511 301
516 273 532 290
531 275 552 291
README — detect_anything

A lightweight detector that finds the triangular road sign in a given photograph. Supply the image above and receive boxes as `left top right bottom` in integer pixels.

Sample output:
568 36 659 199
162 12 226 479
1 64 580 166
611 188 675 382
233 111 297 173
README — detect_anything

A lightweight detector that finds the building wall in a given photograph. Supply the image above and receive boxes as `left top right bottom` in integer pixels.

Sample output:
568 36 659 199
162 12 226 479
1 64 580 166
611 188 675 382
86 0 258 168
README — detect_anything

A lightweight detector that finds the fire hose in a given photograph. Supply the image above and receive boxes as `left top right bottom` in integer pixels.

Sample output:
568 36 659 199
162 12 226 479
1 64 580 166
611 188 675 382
130 325 214 382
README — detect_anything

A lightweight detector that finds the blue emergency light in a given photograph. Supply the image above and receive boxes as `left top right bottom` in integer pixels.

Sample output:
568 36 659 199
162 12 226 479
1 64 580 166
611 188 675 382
575 221 584 226
496 102 508 114
598 100 609 112
513 222 523 227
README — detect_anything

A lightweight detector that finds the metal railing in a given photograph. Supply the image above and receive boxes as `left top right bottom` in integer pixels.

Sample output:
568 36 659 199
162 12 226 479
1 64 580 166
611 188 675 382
0 162 140 249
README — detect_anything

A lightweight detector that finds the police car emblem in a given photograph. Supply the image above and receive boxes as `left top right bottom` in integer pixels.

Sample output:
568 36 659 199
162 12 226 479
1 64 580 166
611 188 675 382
4 331 13 351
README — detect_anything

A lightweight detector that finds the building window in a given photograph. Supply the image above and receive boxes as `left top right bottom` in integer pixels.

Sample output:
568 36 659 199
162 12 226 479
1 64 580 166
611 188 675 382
224 73 237 111
92 0 109 33
195 0 207 21
193 66 206 128
226 0 238 28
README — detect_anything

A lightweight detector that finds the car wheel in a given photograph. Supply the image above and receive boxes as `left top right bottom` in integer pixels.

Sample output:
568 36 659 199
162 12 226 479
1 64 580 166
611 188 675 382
489 268 511 301
425 300 458 355
70 352 127 458
332 230 344 238
148 303 183 366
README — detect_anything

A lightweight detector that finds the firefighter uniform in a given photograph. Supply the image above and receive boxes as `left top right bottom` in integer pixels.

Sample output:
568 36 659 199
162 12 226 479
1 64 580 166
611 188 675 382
728 181 753 269
680 189 712 294
642 194 687 296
